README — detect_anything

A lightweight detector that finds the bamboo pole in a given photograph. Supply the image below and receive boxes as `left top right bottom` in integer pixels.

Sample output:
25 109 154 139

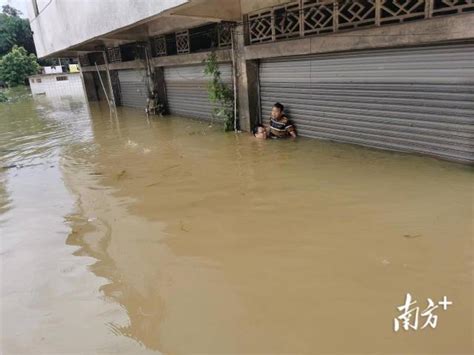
230 25 238 132
102 51 116 109
94 62 110 106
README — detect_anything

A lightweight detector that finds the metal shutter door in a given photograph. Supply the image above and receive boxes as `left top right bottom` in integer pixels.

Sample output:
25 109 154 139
164 63 232 120
259 43 474 164
118 70 149 109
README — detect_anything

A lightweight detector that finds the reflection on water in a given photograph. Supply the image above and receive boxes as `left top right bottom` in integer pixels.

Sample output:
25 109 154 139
0 90 473 354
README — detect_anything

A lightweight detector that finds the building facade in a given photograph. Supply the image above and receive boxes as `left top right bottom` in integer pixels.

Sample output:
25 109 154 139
29 72 86 98
27 0 474 164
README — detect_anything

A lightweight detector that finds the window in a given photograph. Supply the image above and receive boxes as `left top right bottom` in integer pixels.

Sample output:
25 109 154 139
36 78 41 83
56 76 68 81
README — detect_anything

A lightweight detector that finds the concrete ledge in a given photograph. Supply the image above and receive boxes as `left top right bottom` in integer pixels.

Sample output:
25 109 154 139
244 13 474 60
29 72 81 78
81 49 232 72
152 49 232 67
81 59 146 72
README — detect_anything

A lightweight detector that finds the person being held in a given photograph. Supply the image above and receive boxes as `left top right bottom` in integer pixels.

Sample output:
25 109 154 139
253 124 267 139
266 102 297 138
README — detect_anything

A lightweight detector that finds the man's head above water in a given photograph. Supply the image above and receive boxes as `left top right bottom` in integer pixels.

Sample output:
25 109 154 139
271 102 285 120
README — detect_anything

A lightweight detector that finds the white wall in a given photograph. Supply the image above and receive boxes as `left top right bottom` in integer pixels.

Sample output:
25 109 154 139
29 73 86 98
27 0 189 58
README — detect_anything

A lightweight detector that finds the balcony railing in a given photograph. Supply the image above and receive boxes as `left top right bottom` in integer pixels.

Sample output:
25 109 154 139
247 0 474 44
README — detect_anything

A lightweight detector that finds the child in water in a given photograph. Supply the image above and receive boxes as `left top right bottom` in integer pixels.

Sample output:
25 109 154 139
253 103 297 140
253 124 267 139
267 102 296 138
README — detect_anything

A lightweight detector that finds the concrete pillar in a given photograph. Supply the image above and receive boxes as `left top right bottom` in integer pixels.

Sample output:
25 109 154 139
234 24 260 132
82 71 99 101
152 67 168 114
93 71 108 102
110 70 122 106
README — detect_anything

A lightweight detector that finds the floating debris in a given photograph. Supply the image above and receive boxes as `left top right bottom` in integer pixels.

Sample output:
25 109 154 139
117 170 127 180
126 139 138 148
146 182 160 188
403 234 422 239
180 220 189 232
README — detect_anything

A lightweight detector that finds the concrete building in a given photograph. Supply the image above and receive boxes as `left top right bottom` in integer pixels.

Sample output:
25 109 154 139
27 0 474 163
29 72 86 98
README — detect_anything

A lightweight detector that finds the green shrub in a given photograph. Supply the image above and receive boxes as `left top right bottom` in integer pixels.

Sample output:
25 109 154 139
0 45 40 87
204 52 235 131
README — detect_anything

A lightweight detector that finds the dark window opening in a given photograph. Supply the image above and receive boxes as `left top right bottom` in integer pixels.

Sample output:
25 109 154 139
165 34 178 56
189 23 219 53
119 43 139 62
56 76 68 81
87 52 105 66
120 42 150 62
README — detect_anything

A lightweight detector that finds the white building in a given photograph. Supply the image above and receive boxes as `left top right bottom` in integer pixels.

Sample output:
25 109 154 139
28 72 86 98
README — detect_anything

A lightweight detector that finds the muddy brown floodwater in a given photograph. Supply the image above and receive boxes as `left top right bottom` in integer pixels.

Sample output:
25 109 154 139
0 91 473 354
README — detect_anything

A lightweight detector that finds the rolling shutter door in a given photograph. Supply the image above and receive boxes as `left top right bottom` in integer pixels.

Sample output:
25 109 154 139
118 70 149 109
164 64 232 120
259 43 474 164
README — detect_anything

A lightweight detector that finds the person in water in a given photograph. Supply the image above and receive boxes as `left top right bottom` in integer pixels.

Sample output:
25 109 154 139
267 102 296 138
253 124 267 139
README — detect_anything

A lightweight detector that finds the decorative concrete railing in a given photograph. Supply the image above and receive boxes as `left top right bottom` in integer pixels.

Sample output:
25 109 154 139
154 36 167 57
152 23 233 57
86 23 233 66
107 47 122 63
247 0 474 44
176 30 191 54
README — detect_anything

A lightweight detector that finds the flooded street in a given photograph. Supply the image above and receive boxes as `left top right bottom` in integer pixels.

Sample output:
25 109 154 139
1 91 472 354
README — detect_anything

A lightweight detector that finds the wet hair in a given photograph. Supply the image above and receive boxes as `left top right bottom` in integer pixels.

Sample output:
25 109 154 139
273 102 284 112
253 124 264 135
